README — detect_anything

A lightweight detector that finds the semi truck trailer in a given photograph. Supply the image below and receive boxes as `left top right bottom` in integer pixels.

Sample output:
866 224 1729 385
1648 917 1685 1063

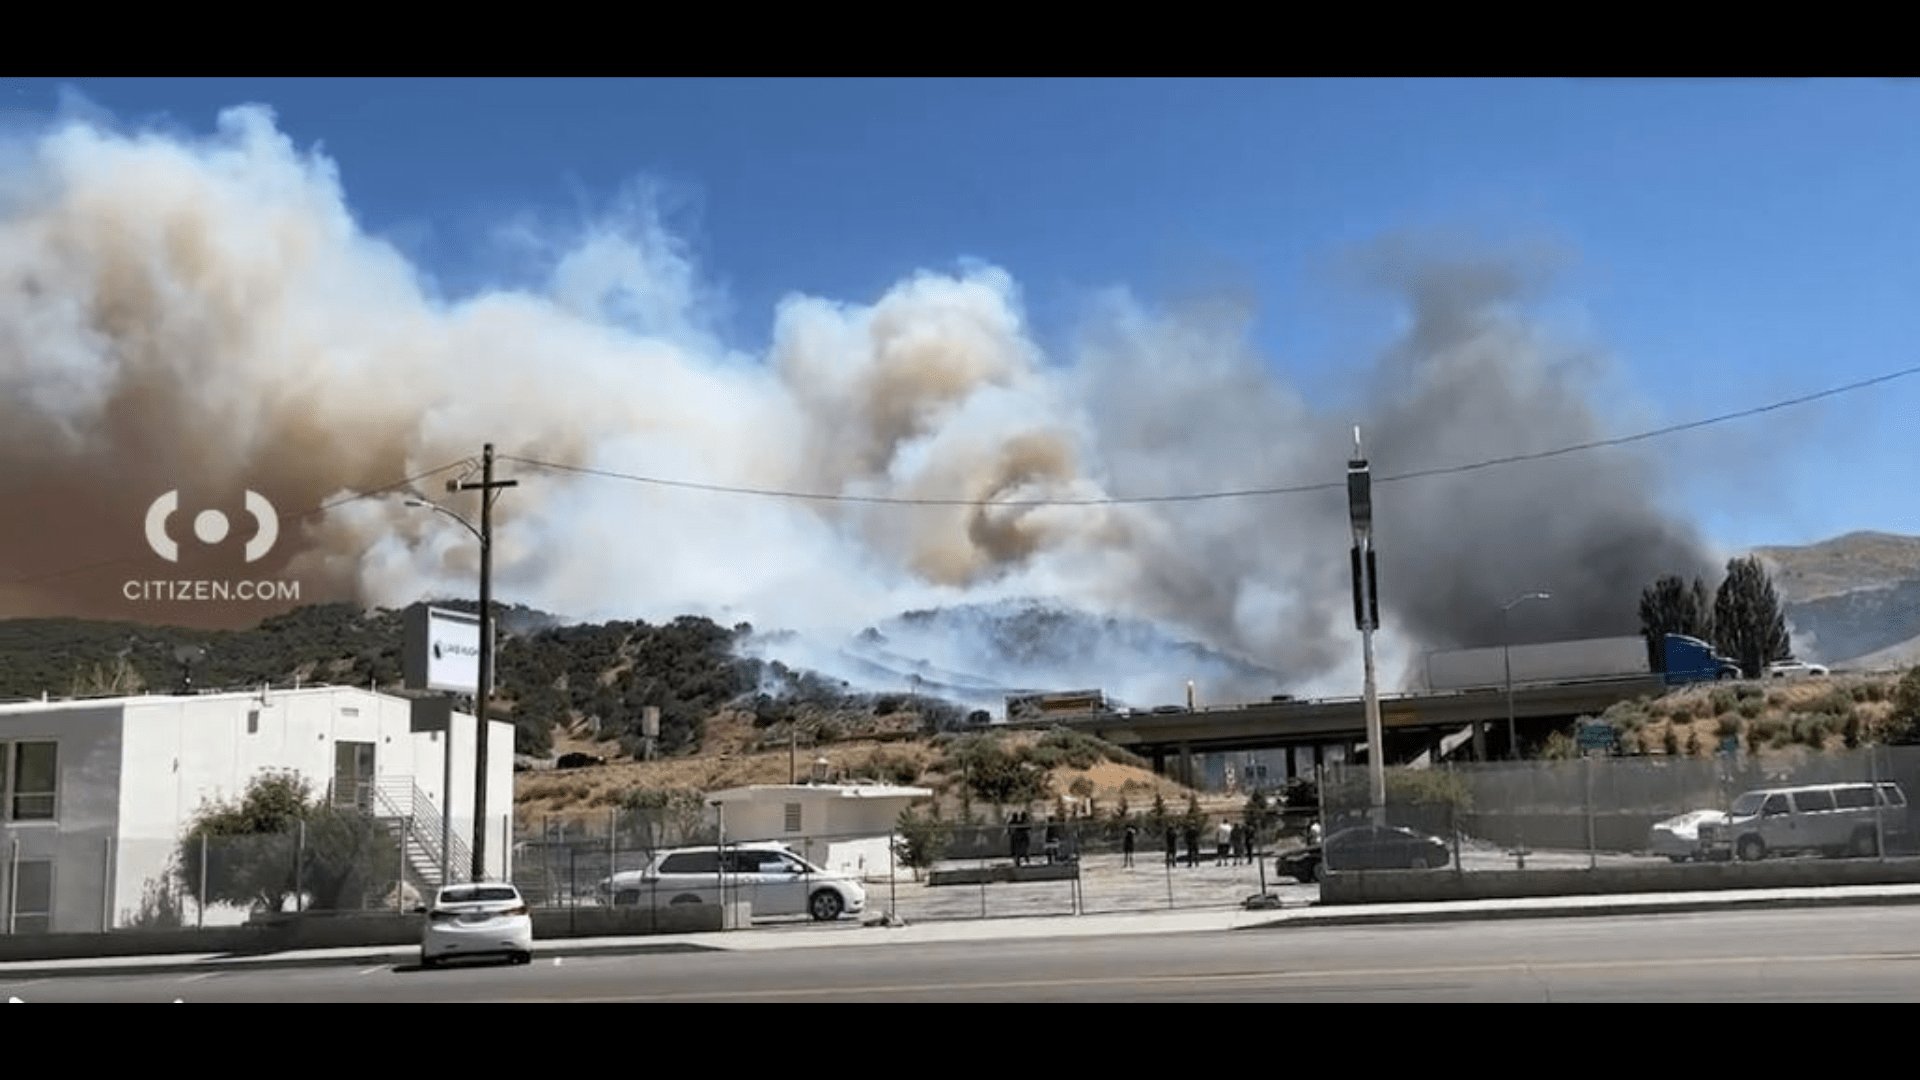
1425 633 1741 692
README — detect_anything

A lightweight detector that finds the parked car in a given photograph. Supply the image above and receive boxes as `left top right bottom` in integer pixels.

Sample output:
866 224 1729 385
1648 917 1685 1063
600 842 867 922
417 881 533 968
1766 660 1830 678
1647 808 1732 862
1697 781 1908 861
1275 824 1451 883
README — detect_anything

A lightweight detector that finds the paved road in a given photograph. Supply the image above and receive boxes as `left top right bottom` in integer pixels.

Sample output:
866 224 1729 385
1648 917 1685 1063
13 905 1920 1001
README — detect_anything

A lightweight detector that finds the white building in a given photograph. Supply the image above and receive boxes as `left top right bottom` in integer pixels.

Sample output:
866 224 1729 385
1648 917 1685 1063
0 685 514 934
707 782 934 882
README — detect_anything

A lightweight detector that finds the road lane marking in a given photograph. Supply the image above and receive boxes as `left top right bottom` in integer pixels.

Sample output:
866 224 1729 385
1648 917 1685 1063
472 949 1920 1002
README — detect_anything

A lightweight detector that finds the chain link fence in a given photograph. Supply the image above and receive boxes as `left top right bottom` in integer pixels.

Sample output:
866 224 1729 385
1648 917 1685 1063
508 803 1330 923
1314 744 1920 873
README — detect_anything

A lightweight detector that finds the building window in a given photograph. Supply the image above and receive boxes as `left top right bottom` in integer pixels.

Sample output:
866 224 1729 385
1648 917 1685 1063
7 860 52 934
784 803 802 833
247 709 260 734
2 741 57 822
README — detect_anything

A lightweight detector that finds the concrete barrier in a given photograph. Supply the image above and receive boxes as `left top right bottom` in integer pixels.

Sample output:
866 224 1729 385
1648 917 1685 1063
1320 856 1920 904
928 863 1081 886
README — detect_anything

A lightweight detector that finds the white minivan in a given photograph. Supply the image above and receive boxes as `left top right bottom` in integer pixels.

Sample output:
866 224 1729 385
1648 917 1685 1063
1697 781 1908 861
599 842 867 922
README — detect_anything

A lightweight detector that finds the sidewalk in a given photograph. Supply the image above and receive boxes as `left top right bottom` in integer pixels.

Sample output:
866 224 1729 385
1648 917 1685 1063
10 883 1920 980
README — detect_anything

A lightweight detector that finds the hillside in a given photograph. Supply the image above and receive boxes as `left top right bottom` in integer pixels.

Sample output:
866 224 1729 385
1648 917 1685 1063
1759 532 1920 666
1755 531 1920 601
8 526 1920 822
515 711 1217 824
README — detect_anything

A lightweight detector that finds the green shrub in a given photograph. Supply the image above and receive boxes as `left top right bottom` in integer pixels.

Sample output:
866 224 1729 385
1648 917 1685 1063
865 748 922 786
1892 667 1920 745
1738 701 1763 720
1792 716 1831 747
1709 687 1739 715
1736 684 1765 701
1716 715 1741 737
1811 689 1855 716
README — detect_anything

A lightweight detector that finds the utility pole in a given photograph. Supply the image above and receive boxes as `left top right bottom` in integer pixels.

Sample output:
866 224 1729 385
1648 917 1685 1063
1347 428 1385 824
459 444 517 881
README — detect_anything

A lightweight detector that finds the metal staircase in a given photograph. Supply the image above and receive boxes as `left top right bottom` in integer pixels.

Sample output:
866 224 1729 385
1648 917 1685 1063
375 777 472 896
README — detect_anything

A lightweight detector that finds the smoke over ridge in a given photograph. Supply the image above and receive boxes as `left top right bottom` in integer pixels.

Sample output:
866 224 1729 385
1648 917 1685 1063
0 103 1719 703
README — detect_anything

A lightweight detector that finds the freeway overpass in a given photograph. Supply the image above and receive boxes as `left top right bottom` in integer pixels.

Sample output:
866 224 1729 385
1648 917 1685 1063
1017 675 1675 778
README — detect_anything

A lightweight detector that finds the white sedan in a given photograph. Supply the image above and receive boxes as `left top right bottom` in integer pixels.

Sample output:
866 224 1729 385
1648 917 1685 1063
418 882 533 968
1648 809 1730 862
1766 660 1830 678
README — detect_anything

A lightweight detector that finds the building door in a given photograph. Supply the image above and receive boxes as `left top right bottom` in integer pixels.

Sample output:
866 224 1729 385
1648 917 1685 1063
334 741 376 813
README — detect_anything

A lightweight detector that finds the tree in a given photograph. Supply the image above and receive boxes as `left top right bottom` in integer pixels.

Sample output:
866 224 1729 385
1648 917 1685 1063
1886 666 1920 745
1711 555 1793 678
1242 790 1281 848
174 770 399 915
1638 574 1717 669
892 804 950 880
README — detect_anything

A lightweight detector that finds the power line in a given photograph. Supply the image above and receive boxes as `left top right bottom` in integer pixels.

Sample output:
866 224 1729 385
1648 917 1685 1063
496 456 1335 506
1378 363 1920 484
502 363 1920 508
10 361 1914 592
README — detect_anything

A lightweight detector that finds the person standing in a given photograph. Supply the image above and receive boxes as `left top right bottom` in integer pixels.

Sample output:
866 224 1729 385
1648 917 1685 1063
1123 822 1137 868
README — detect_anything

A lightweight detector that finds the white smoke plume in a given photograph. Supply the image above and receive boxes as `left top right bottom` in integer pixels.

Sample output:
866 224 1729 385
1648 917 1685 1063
0 101 1721 704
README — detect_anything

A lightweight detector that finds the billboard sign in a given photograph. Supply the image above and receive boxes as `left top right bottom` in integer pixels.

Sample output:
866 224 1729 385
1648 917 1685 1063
404 603 484 694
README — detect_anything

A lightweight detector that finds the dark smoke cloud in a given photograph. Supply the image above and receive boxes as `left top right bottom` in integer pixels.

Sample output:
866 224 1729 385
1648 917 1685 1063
0 102 1719 700
1357 235 1721 663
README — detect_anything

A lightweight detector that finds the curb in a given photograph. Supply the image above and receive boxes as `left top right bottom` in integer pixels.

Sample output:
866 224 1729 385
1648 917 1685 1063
0 940 721 980
1235 888 1920 929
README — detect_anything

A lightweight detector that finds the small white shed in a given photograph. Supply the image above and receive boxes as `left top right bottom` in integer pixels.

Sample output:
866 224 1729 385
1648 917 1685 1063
706 782 934 882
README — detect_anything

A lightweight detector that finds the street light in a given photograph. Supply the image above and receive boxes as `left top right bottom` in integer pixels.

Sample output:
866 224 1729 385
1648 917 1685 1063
404 498 479 888
1502 591 1552 762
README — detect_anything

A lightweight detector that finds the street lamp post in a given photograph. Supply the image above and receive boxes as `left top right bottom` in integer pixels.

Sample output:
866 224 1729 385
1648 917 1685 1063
404 498 477 888
1502 591 1552 762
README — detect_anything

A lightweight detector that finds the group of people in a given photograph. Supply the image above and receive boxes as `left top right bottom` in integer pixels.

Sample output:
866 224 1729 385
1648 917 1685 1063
1008 811 1068 866
1116 820 1259 869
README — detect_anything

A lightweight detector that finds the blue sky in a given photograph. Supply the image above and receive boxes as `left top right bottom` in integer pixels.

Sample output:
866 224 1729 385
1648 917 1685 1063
7 77 1919 581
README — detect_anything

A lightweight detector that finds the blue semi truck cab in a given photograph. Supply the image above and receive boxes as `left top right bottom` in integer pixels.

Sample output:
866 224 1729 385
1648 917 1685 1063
1663 634 1744 684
